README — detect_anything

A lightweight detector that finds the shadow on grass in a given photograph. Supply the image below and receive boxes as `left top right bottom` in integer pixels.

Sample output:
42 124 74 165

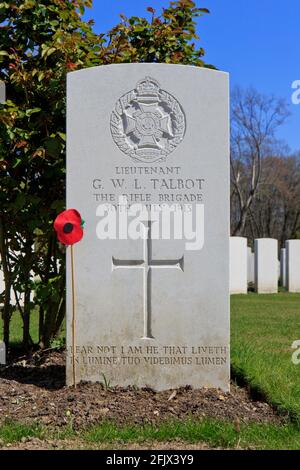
230 364 269 401
230 365 294 423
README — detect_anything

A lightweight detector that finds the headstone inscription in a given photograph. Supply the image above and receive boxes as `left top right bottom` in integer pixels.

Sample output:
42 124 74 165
67 64 230 390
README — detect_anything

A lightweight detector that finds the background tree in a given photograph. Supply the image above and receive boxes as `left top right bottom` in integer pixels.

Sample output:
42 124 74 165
0 0 211 349
230 87 290 237
99 1 213 67
243 153 300 246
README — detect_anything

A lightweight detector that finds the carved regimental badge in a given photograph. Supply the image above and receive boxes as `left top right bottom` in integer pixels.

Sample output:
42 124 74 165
110 77 186 163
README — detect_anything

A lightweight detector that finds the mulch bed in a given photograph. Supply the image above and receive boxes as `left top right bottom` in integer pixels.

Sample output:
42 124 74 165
0 349 285 430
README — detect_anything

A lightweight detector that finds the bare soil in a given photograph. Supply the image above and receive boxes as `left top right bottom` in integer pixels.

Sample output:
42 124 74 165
0 349 284 432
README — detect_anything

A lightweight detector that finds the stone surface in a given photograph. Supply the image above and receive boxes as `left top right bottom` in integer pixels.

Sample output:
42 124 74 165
247 247 254 285
254 238 278 293
0 266 4 303
229 237 247 294
286 240 300 292
67 64 230 391
0 81 5 103
280 248 286 287
0 341 5 365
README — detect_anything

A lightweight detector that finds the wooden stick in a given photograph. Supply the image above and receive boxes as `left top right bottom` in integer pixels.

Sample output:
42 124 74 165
70 243 76 388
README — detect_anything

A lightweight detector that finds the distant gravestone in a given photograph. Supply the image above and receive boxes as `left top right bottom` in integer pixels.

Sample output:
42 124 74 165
229 237 247 294
247 246 254 285
0 81 5 103
67 64 230 390
280 248 286 287
0 341 5 365
254 238 278 293
286 240 300 292
1 251 33 307
0 255 4 294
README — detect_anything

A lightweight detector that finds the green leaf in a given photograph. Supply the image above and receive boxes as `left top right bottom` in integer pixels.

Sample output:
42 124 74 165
25 107 41 116
44 137 62 158
58 132 66 141
46 47 56 57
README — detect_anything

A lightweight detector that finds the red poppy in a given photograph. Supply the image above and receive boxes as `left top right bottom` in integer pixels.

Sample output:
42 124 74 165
66 62 77 70
54 209 84 246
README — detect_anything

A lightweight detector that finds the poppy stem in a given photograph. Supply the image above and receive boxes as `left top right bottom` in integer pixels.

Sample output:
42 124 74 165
71 244 76 388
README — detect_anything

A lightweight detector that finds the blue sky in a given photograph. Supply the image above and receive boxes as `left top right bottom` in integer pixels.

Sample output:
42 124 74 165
85 0 300 151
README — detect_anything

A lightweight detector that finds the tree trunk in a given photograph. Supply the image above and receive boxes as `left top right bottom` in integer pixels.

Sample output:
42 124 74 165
39 305 44 343
22 287 31 349
22 240 34 350
232 208 248 236
0 217 12 347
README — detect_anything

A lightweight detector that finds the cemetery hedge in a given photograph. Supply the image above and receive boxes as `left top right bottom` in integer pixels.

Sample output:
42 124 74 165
0 0 211 349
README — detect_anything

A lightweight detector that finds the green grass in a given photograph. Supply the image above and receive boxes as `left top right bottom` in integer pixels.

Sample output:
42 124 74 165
0 309 65 347
231 292 300 422
0 421 44 443
0 309 40 346
1 419 300 449
83 419 300 450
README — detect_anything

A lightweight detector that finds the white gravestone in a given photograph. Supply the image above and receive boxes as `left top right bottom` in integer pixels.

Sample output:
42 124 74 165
286 240 300 292
0 251 33 307
0 341 6 365
229 237 247 294
280 247 286 287
67 64 230 390
247 246 254 284
254 238 278 293
0 81 5 103
0 265 5 302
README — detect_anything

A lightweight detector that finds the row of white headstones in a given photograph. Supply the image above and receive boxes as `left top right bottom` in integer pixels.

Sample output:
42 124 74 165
229 237 300 294
1 238 292 305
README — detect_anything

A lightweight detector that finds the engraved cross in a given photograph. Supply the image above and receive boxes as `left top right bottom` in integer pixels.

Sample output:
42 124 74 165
112 221 184 339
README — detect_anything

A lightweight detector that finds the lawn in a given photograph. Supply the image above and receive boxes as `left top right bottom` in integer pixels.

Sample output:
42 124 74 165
1 418 300 450
0 309 40 346
0 309 65 348
231 292 300 422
